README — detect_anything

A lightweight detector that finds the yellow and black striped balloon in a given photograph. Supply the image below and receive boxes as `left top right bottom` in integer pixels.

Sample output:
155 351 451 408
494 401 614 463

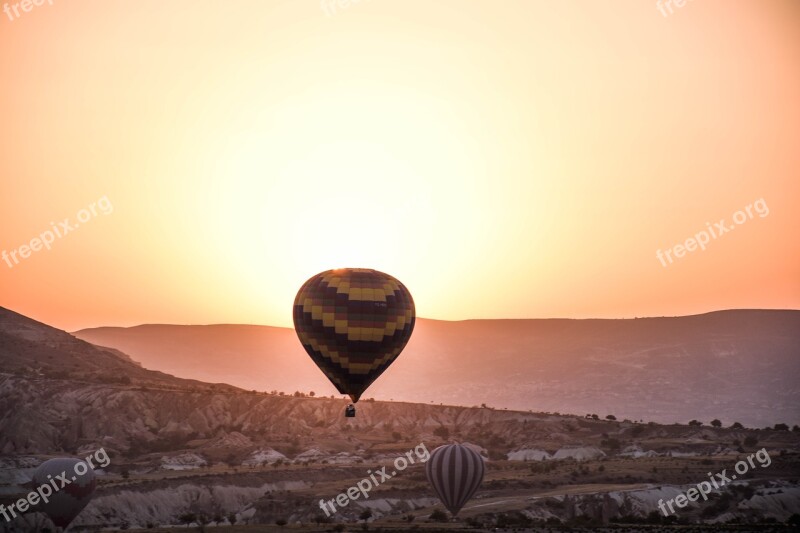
293 268 415 403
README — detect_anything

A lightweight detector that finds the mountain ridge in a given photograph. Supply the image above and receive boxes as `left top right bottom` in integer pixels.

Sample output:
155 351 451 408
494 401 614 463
73 308 800 328
70 308 800 427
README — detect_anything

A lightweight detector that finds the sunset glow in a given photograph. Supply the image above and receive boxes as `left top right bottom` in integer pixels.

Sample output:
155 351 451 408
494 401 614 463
1 0 799 332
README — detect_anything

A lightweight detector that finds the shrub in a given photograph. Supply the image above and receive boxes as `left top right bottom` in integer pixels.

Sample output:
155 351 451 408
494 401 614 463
429 509 448 522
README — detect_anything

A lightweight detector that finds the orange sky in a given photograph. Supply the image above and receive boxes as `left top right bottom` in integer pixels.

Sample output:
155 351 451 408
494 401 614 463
1 0 799 332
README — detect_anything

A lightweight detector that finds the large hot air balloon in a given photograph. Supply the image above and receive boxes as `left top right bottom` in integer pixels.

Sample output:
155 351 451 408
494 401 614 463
425 443 485 517
31 458 96 530
293 268 415 416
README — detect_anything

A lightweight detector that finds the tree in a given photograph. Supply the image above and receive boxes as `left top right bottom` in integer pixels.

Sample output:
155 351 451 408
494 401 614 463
731 422 744 429
178 513 196 527
227 513 237 525
275 518 287 528
605 414 616 421
711 419 722 428
774 423 789 431
465 516 483 528
359 509 373 522
600 438 621 451
688 420 702 426
429 509 448 522
309 391 315 397
744 435 758 447
433 426 450 439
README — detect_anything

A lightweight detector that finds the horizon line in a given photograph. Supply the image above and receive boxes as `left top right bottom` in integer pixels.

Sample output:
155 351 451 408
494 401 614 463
65 307 800 333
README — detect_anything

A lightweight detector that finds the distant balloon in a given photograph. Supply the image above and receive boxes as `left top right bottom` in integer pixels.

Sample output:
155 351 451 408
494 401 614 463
32 458 96 529
425 443 485 516
293 268 415 403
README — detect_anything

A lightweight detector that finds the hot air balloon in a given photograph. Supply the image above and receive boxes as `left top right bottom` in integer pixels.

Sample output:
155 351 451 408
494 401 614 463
425 443 485 517
293 268 415 417
31 457 96 530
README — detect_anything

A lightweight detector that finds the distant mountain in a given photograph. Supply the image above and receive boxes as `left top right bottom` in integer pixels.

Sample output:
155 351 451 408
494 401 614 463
74 322 318 392
73 310 800 427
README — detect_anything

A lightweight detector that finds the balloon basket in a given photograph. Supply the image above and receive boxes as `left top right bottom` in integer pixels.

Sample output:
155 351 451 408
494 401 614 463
345 404 356 417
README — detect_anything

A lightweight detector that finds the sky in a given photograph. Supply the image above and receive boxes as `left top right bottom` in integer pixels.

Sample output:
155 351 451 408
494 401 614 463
1 0 799 332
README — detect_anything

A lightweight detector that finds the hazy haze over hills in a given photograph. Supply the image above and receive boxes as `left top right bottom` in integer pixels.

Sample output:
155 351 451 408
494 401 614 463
74 310 800 427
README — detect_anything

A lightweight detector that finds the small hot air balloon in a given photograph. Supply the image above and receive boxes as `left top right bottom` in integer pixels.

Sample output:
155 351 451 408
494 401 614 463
425 443 485 517
293 268 415 417
31 458 96 530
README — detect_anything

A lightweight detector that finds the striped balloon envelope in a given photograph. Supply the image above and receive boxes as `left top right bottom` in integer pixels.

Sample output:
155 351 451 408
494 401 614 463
425 443 485 516
31 458 96 529
293 268 415 403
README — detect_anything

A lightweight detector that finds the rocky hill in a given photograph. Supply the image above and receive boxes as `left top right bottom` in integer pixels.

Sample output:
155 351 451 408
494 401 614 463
2 306 800 530
0 307 237 392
